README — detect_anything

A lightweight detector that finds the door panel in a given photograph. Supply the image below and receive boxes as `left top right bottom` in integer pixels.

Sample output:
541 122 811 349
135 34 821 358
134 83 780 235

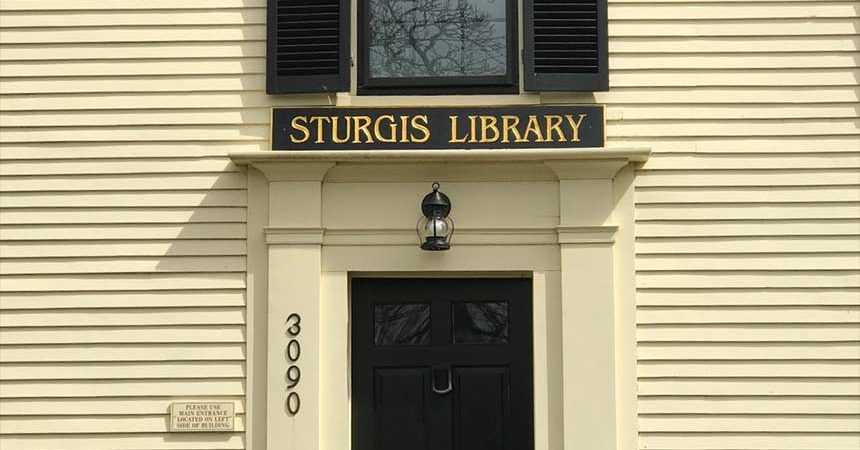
454 366 510 450
352 278 533 450
373 367 430 450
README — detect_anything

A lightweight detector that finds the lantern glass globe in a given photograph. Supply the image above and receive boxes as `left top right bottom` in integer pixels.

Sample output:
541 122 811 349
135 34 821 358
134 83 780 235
423 217 449 237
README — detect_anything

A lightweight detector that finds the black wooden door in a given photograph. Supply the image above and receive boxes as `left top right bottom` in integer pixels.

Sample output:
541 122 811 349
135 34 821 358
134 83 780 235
352 278 533 450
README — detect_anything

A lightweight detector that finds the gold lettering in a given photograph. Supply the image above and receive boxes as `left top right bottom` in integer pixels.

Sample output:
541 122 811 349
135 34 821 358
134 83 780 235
565 113 587 142
467 116 478 143
501 115 525 143
480 116 500 143
523 115 545 142
352 115 374 144
290 116 310 144
410 115 430 143
374 115 397 143
449 115 468 144
330 116 351 144
309 116 331 144
399 115 410 143
544 115 566 142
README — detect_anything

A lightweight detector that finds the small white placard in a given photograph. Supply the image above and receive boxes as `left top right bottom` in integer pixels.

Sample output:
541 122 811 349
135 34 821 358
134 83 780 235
170 402 234 432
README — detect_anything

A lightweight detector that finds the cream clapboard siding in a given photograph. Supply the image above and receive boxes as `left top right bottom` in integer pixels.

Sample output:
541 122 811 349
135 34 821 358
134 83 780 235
597 1 860 449
0 1 267 449
0 1 858 450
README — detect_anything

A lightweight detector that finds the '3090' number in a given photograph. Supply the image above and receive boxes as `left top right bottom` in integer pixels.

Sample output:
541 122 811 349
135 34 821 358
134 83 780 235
285 313 301 416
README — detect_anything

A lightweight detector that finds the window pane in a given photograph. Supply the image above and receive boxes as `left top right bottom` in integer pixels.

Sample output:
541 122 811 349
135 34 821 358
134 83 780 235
368 0 507 78
453 301 508 343
374 304 431 345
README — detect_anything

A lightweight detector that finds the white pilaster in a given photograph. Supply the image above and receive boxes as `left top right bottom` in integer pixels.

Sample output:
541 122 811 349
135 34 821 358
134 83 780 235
259 163 332 450
548 161 620 450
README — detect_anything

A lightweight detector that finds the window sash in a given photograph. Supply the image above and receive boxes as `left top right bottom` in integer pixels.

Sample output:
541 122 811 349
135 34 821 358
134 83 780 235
357 0 519 94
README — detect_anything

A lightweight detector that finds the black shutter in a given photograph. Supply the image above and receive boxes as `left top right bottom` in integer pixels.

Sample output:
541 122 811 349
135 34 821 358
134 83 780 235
523 0 608 91
267 0 349 94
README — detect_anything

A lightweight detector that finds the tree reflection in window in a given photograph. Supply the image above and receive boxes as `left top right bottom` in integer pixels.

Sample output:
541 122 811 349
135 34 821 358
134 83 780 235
374 304 431 345
453 301 508 343
368 0 507 78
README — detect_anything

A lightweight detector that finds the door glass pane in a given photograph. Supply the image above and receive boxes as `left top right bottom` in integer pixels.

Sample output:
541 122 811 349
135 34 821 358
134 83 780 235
368 0 507 78
453 301 508 343
374 303 431 345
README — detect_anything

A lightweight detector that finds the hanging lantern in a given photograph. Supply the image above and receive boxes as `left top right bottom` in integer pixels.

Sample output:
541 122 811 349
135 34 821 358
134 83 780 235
416 182 454 251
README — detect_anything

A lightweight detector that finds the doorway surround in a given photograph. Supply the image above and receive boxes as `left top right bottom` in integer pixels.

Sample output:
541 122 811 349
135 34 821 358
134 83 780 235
229 147 650 450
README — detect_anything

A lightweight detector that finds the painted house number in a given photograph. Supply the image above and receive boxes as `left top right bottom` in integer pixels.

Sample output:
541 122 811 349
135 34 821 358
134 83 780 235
285 313 302 416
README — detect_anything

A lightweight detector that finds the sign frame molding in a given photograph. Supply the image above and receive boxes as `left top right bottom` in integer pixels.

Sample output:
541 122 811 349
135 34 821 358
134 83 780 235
270 104 606 151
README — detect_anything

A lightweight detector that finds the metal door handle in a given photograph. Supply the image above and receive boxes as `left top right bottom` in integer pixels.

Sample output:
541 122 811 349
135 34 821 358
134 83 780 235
432 367 452 395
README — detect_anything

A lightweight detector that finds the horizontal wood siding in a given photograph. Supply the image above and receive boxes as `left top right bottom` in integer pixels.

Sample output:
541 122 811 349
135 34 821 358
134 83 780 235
601 0 860 448
0 2 261 449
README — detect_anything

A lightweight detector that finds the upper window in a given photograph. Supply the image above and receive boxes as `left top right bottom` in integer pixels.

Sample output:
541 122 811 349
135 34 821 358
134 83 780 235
266 0 607 94
359 0 518 94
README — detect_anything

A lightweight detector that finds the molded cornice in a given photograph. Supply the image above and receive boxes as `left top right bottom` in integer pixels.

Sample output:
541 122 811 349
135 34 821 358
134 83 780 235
230 148 650 182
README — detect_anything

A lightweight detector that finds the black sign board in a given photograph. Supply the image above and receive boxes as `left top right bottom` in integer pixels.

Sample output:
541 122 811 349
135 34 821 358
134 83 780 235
272 106 604 150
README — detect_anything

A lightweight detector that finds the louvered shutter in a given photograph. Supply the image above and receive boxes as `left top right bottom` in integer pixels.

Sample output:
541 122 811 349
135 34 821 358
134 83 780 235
523 0 608 91
267 0 349 94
